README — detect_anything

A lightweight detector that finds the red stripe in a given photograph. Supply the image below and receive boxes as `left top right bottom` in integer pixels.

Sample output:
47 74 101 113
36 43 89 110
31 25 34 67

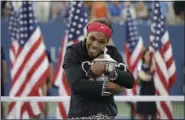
125 42 131 70
124 41 143 96
124 43 131 96
25 103 34 118
53 33 70 118
10 43 16 56
30 89 45 114
10 62 13 69
156 89 173 119
10 36 42 90
160 101 173 119
166 57 173 69
21 90 44 118
155 50 169 92
37 102 44 114
56 37 78 118
10 42 20 69
130 49 143 72
132 80 138 95
52 33 66 84
163 40 170 52
8 102 15 113
17 45 22 59
130 48 143 95
30 67 50 96
163 40 176 87
62 72 71 96
58 102 68 118
21 102 34 118
155 61 169 93
168 73 177 88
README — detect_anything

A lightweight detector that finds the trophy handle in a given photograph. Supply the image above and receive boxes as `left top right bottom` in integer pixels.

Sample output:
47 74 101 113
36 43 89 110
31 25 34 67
81 61 91 76
116 63 127 71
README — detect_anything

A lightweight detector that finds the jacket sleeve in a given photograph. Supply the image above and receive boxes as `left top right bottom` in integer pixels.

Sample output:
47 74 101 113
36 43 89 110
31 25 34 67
113 49 135 89
63 47 106 97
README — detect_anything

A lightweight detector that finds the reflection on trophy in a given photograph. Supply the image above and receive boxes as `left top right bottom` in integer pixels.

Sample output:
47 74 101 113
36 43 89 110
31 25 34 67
81 47 127 81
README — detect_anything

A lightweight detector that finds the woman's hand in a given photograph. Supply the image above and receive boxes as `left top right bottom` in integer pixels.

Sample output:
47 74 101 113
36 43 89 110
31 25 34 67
90 63 105 76
106 81 122 95
138 71 152 81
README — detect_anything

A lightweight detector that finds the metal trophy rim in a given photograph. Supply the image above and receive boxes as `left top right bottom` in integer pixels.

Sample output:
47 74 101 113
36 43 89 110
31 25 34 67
92 58 117 63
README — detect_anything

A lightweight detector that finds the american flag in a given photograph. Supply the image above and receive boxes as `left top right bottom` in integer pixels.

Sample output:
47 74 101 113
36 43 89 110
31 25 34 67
124 9 144 97
52 1 88 119
149 1 177 119
7 1 49 119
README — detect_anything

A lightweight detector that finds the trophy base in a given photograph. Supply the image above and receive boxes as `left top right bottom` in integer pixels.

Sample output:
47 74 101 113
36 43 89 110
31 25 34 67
96 74 109 82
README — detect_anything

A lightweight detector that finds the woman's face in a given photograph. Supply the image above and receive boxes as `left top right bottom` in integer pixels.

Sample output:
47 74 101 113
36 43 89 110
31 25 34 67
86 31 109 57
144 51 150 63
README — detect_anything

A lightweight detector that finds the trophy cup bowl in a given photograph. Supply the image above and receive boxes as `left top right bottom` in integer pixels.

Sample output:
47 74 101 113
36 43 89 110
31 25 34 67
81 47 127 81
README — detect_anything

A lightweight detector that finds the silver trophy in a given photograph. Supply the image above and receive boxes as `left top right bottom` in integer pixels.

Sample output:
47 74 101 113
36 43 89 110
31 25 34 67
81 47 127 81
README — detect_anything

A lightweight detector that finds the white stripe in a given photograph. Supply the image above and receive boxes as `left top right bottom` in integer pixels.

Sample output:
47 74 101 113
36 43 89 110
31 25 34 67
12 40 19 54
10 41 19 62
11 27 41 78
28 88 43 117
63 101 70 114
155 73 173 119
125 89 134 96
156 101 167 119
56 106 63 119
10 42 46 96
7 107 16 119
30 102 41 116
22 111 29 119
10 50 15 64
58 77 68 96
7 101 24 119
38 87 43 96
155 52 169 82
133 60 141 79
164 45 172 62
57 70 70 118
150 35 155 42
56 101 70 119
168 62 176 78
9 40 19 70
56 102 70 119
161 31 169 45
154 73 169 95
130 37 143 66
165 100 173 117
54 68 63 87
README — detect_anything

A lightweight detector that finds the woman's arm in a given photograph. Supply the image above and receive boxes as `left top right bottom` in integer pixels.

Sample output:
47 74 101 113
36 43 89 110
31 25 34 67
63 47 121 96
138 71 152 81
112 49 135 88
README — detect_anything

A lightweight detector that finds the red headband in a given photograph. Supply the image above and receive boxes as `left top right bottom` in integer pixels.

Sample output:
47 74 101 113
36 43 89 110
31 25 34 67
87 22 112 38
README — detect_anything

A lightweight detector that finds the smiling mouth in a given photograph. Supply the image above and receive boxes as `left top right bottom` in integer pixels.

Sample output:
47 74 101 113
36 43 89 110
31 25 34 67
90 48 98 52
88 47 99 56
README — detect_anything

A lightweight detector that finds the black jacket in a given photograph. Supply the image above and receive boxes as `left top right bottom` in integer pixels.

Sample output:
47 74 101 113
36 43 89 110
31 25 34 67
63 40 135 118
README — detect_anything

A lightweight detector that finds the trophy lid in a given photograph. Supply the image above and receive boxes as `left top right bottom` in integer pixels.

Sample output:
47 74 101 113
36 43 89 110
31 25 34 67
93 47 117 63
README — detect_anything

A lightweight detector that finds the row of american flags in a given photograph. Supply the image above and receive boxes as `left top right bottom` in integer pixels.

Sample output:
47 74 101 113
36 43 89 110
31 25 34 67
7 1 176 119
